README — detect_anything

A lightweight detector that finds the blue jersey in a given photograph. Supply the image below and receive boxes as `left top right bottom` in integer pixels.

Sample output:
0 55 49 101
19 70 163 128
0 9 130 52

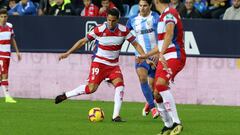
126 11 159 56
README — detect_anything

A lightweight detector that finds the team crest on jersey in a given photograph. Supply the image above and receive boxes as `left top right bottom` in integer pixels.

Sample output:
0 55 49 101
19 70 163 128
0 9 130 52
147 20 152 27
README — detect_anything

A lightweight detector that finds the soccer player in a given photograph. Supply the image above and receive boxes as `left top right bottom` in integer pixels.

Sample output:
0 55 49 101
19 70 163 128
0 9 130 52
0 9 21 103
55 8 145 122
126 0 160 119
139 0 186 134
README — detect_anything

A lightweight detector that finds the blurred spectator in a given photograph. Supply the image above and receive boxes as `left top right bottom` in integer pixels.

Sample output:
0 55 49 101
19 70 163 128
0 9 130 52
71 0 84 14
91 0 123 16
38 0 54 15
0 0 8 9
223 0 240 19
8 0 37 15
98 0 116 17
49 0 75 16
170 0 185 13
202 0 230 18
80 0 99 16
8 0 17 10
180 0 202 18
194 0 208 13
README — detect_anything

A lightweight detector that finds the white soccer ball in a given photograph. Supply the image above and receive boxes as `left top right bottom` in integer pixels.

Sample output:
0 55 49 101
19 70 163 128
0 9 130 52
88 107 105 122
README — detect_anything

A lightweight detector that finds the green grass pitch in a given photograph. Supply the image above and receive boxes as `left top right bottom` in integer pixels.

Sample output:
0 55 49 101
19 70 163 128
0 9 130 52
0 98 239 135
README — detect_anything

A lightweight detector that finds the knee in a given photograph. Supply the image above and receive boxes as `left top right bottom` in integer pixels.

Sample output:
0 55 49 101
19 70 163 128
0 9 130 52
87 84 98 94
114 81 124 89
155 78 169 92
138 76 148 83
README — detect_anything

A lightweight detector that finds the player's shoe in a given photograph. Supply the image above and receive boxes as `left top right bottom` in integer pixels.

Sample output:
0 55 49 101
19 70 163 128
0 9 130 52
151 107 160 119
169 123 183 135
5 96 17 103
55 93 67 104
142 103 150 116
112 116 126 122
157 126 172 135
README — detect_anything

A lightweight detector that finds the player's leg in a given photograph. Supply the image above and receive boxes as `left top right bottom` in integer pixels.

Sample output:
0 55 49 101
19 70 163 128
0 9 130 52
111 77 125 122
136 61 157 118
154 89 173 135
148 75 160 119
155 78 182 135
155 59 185 135
55 62 104 104
108 65 126 122
0 58 16 103
55 83 100 104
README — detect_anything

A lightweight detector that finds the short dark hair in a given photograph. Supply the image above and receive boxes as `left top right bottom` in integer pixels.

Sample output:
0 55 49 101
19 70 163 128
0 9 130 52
139 0 152 5
159 0 171 3
107 8 120 19
0 9 8 15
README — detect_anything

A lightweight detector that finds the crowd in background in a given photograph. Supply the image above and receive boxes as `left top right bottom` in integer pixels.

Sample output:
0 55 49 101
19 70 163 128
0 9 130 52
0 0 239 19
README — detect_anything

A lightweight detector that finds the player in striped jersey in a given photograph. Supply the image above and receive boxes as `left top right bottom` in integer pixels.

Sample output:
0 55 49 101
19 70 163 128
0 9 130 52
55 8 145 122
126 0 160 119
0 9 21 103
139 0 186 134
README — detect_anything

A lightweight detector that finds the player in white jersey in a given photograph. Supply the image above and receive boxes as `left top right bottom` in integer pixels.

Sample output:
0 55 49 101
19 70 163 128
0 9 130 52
0 9 21 103
55 8 146 122
126 0 160 119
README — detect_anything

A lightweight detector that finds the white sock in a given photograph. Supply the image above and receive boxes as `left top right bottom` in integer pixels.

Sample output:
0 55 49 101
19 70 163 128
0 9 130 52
65 85 87 98
157 102 173 128
112 86 124 119
2 85 10 97
160 90 181 124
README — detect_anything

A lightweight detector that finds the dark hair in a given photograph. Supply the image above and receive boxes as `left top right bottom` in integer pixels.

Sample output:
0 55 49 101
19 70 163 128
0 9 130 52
0 9 8 15
107 8 120 19
139 0 152 5
159 0 171 3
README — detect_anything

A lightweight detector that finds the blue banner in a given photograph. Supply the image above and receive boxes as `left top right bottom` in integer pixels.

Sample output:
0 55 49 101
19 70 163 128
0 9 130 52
9 16 240 58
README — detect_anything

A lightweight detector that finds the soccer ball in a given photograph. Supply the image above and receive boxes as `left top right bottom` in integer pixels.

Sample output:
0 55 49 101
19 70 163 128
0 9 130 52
88 107 105 122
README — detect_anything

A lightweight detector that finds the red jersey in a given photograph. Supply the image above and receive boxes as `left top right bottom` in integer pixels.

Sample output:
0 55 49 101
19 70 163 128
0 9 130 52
81 3 99 17
157 7 185 60
0 22 14 59
87 22 136 66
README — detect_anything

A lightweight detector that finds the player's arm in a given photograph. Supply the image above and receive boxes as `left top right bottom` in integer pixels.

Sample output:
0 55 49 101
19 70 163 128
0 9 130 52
159 23 174 66
138 23 174 65
131 41 145 55
160 23 174 57
59 37 88 61
11 37 21 61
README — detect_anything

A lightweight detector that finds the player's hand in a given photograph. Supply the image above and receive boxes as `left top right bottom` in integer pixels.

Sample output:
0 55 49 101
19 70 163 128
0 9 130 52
138 54 148 59
150 54 159 65
59 52 70 61
99 7 107 14
135 57 144 64
146 59 156 69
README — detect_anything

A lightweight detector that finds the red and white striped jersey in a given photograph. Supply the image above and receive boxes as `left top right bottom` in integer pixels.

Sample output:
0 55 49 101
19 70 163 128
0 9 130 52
157 7 185 60
0 22 14 59
87 22 136 66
